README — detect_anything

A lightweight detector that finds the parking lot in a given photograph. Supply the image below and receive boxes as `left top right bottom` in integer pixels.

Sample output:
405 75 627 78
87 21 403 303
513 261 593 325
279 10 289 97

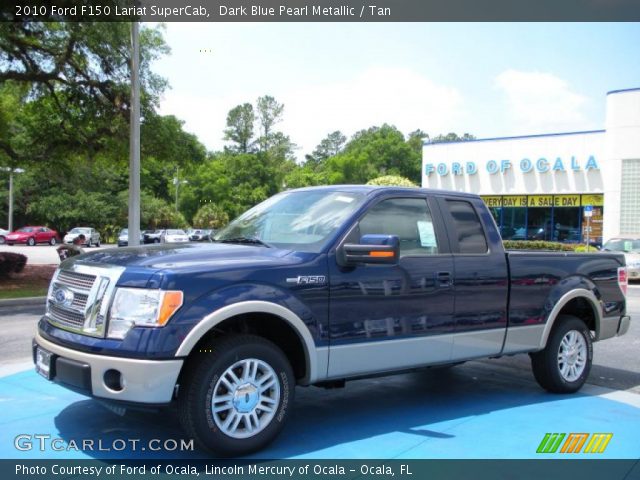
1 244 114 265
0 286 638 460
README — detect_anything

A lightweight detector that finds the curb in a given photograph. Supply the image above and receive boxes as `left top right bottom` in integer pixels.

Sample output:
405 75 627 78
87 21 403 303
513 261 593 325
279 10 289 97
0 296 46 307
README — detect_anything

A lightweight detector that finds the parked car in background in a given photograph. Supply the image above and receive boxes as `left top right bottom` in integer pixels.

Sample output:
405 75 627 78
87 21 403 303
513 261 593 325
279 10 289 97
5 226 59 246
143 230 165 244
161 229 189 243
117 228 144 247
64 227 101 247
188 229 213 242
0 228 8 244
603 237 640 280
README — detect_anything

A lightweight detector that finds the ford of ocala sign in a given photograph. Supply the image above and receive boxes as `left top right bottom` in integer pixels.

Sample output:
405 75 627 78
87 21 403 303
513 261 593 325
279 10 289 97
424 155 600 177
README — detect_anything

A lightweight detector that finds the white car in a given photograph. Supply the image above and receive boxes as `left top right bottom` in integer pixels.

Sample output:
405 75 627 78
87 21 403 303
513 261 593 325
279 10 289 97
602 237 640 280
0 228 8 244
161 229 189 243
64 227 101 247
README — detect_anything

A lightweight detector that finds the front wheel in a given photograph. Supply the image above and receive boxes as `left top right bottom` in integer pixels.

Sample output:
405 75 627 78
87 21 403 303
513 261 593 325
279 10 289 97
530 315 593 393
178 334 295 456
27 237 35 246
50 237 57 246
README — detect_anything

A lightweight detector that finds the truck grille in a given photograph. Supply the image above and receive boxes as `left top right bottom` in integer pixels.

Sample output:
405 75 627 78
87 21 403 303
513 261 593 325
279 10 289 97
56 270 96 289
45 264 125 337
48 303 86 329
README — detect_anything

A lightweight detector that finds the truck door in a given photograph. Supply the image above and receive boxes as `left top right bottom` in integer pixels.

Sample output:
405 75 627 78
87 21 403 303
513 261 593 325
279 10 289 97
327 195 455 378
436 198 509 360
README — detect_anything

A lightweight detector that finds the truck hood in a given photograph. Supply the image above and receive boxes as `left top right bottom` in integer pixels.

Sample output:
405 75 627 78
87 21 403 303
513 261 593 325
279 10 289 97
70 242 293 270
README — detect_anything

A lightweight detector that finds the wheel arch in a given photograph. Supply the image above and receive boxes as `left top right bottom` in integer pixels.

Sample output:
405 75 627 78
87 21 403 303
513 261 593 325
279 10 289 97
175 301 322 385
540 288 602 349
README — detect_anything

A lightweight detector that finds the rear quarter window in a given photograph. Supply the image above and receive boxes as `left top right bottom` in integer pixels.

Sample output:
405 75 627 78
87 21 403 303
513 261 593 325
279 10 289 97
445 200 488 254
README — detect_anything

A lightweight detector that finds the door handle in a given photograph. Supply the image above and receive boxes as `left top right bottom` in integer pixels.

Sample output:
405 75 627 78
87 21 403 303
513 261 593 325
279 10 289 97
436 271 453 287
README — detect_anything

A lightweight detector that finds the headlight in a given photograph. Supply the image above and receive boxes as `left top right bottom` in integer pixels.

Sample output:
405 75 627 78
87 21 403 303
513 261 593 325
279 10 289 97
107 288 183 339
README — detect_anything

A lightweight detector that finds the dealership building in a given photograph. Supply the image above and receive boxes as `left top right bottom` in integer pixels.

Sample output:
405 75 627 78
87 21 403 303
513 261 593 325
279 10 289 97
422 87 640 245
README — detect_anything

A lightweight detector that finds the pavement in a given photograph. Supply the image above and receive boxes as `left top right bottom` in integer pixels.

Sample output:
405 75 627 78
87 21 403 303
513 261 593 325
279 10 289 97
0 244 115 265
0 286 638 460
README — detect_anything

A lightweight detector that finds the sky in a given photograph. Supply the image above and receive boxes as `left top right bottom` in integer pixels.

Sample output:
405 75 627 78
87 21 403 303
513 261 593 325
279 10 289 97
152 22 640 160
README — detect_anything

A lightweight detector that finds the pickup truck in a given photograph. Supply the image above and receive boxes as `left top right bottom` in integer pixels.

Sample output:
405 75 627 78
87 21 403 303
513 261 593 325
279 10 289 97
33 186 630 456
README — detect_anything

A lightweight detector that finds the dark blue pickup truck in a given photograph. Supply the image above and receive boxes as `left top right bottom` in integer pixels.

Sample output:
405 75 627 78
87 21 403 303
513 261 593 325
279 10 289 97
33 186 631 455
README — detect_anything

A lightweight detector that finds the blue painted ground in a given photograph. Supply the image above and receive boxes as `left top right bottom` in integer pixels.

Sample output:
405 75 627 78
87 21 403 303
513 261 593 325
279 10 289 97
1 364 639 460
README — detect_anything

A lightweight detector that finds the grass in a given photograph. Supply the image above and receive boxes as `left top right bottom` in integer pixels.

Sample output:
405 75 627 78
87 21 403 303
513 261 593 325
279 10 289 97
0 286 49 299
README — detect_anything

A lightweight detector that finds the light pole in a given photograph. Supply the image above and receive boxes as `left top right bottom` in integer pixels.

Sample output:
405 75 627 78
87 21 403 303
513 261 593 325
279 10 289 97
128 20 141 246
2 167 25 232
173 173 188 212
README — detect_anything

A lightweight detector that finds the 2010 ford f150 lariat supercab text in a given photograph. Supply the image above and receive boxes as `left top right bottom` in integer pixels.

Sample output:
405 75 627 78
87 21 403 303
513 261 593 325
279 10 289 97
33 186 631 455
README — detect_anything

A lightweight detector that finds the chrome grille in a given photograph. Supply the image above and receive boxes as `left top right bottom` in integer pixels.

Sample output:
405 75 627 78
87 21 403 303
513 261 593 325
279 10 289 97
48 303 85 329
46 264 125 337
57 270 96 290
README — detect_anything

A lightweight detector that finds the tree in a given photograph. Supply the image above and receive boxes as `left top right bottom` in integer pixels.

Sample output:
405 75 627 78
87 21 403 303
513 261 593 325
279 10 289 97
305 130 346 168
366 175 417 187
193 203 229 229
256 95 284 153
223 103 255 153
430 132 476 144
0 22 169 166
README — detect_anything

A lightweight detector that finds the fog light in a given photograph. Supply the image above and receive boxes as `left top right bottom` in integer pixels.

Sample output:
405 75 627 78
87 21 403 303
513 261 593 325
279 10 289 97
104 369 124 392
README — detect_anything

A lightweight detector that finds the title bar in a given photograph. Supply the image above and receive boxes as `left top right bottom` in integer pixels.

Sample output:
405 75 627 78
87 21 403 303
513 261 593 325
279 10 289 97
3 0 640 22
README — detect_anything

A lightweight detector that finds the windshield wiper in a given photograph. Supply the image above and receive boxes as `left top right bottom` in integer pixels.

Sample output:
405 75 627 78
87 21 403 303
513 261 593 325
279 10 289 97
217 236 272 248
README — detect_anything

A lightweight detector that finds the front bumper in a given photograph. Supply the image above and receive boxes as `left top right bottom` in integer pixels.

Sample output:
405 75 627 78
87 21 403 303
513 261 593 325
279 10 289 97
628 266 640 280
33 331 183 404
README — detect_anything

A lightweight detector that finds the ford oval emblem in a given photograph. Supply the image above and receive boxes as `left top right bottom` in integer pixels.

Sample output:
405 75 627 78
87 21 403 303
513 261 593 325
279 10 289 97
54 288 74 307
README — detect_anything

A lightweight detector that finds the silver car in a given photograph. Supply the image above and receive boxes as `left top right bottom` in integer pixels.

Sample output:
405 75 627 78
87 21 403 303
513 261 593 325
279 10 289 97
63 227 101 247
602 237 640 280
161 229 189 243
0 228 8 244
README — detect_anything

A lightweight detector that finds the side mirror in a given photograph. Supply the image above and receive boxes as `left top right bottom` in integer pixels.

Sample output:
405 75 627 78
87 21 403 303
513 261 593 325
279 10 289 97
340 234 399 266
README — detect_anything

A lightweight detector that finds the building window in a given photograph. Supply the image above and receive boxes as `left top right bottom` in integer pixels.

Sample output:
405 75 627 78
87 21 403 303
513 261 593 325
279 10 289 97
480 194 604 244
620 159 640 235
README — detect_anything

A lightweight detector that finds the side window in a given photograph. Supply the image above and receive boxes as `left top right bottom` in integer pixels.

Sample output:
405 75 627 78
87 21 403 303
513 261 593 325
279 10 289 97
445 200 488 254
358 198 439 256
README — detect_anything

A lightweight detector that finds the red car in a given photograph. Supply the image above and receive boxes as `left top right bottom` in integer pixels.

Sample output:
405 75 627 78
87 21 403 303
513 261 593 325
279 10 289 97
5 226 60 246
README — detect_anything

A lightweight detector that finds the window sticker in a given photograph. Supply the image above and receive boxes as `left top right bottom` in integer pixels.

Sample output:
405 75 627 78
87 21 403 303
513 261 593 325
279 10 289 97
417 220 437 248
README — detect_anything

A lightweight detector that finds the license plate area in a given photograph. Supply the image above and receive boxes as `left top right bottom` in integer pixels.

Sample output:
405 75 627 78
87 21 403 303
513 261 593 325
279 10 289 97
36 347 54 380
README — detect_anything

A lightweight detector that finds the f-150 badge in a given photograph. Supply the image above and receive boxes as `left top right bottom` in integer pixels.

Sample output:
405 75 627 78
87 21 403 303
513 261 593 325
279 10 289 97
286 275 327 285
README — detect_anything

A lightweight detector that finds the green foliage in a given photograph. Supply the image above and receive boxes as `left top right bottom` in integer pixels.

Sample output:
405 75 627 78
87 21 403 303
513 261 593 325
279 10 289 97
503 240 577 251
192 203 229 229
0 252 27 278
366 175 417 187
224 103 255 153
574 245 599 252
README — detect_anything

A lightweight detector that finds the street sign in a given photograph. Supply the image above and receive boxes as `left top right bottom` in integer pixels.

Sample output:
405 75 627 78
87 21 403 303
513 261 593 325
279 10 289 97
584 205 593 218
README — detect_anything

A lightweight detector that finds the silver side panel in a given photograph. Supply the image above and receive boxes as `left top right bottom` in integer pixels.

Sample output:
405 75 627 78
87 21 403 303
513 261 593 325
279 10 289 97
451 328 505 360
599 315 621 341
328 334 453 378
501 324 546 354
175 300 324 385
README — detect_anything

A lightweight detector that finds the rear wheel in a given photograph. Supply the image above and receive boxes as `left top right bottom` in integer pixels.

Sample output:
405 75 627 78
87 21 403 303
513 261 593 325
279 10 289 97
178 334 294 456
530 315 592 393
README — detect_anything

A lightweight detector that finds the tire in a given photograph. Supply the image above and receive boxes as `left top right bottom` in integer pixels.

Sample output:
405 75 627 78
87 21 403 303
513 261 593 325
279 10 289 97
96 240 101 247
0 236 5 245
27 237 35 246
530 315 593 393
178 334 295 457
50 237 57 246
154 238 160 244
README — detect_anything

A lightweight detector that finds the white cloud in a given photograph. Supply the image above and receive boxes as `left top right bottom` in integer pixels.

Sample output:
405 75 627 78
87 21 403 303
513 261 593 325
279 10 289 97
159 67 463 161
495 70 591 133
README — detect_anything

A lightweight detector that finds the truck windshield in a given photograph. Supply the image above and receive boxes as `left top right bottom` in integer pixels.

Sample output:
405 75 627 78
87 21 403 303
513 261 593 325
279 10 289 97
214 190 365 252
